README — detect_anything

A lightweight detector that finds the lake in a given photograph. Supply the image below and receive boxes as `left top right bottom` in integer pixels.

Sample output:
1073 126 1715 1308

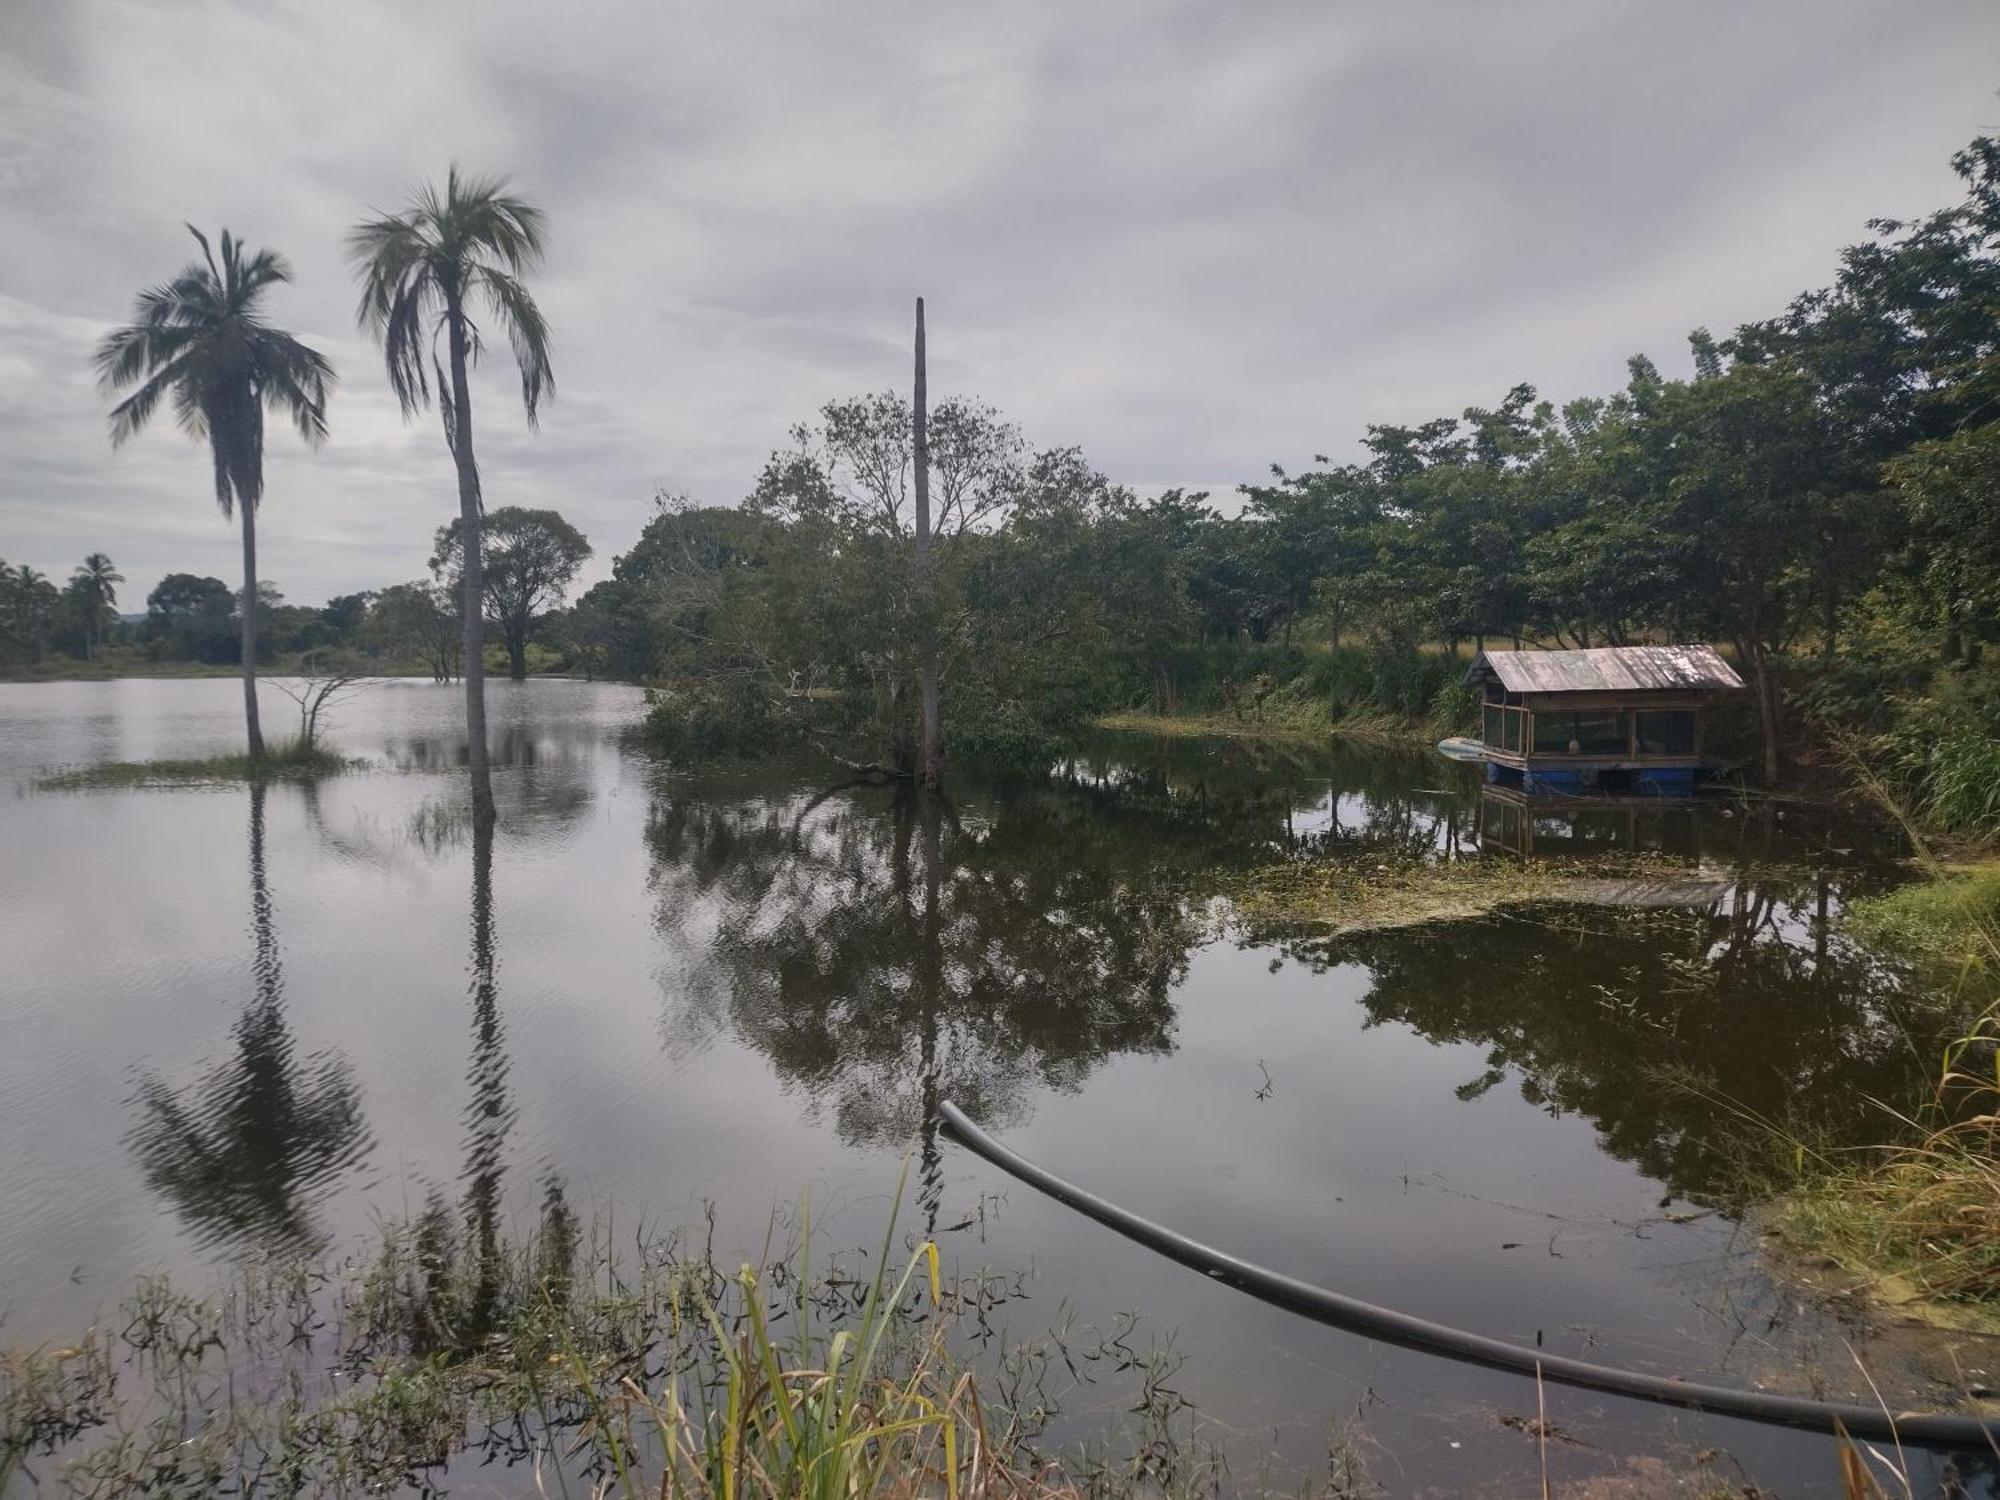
0 677 1987 1495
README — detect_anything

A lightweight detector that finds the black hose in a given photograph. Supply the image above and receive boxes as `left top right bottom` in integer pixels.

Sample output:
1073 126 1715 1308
938 1100 1997 1451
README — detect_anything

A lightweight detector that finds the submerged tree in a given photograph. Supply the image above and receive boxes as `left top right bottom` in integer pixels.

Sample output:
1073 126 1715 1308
350 168 555 822
96 228 332 758
96 232 332 764
431 505 591 680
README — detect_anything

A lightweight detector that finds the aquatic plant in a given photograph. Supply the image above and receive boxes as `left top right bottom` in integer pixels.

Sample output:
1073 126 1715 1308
0 1182 1231 1499
33 741 359 790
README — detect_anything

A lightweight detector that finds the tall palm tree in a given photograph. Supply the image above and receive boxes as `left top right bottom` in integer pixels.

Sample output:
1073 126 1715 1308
96 228 332 759
348 168 554 825
70 552 124 660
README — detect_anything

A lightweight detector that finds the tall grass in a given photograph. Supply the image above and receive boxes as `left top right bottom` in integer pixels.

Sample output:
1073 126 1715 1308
1772 755 2000 1320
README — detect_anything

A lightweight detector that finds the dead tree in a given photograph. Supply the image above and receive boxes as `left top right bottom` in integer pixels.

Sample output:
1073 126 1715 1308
270 651 375 752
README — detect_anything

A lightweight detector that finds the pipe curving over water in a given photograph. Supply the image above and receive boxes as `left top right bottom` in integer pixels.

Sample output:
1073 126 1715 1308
938 1100 1997 1451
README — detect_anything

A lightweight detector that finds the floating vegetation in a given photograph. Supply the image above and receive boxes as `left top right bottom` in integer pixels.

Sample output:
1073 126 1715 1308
1220 851 1712 936
34 744 361 791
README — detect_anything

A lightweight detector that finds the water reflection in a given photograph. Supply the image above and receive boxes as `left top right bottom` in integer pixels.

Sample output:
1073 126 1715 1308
460 809 513 1337
1258 875 1922 1202
649 772 1222 1225
127 783 373 1251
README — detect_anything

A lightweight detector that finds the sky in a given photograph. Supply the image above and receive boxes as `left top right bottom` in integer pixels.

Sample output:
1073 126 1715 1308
2 2 1997 610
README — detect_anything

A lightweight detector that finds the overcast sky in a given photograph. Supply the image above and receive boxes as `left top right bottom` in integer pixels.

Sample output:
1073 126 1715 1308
2 2 1997 608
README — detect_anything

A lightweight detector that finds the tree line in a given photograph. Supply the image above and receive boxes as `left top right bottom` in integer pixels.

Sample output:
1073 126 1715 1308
2 503 592 686
586 130 2000 798
23 130 2000 811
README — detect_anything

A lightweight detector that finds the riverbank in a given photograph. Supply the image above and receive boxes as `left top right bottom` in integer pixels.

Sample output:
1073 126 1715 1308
1093 706 1435 747
1755 856 2000 1332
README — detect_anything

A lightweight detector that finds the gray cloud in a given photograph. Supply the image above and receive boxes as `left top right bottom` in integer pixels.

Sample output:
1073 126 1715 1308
1 0 1995 606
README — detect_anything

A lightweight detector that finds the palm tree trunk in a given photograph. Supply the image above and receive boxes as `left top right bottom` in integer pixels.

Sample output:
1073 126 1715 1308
913 297 940 791
446 296 496 825
240 498 265 760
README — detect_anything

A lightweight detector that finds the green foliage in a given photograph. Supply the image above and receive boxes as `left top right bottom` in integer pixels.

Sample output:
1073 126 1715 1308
1847 863 2000 975
431 505 591 678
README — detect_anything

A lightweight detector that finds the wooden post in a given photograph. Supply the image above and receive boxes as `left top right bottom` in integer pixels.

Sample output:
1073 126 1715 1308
914 297 940 790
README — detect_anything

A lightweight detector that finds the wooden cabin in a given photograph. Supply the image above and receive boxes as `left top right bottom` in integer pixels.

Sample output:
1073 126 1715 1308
1461 645 1742 793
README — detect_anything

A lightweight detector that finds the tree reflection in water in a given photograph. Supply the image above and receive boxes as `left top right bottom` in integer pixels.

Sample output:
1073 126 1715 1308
1254 867 1931 1203
458 808 515 1338
128 783 372 1252
648 770 1229 1227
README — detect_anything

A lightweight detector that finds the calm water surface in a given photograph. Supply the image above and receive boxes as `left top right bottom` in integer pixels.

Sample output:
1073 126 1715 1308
1 678 1988 1494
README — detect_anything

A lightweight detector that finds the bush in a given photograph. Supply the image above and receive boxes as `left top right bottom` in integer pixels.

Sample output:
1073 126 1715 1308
641 678 793 760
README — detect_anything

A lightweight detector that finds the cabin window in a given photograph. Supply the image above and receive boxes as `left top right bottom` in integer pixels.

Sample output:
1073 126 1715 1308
1482 703 1526 752
1635 709 1696 756
1532 710 1629 756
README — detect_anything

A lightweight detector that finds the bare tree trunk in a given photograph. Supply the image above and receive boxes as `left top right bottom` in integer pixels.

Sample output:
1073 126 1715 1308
913 296 941 791
446 295 496 825
240 497 265 760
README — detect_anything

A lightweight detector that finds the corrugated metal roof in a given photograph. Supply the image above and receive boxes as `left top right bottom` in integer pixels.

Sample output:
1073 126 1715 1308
1464 645 1744 694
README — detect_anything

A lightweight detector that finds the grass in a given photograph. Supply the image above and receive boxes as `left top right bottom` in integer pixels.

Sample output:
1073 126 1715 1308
0 1181 1228 1500
1760 764 2000 1331
1093 706 1429 747
34 741 363 790
1846 860 2000 980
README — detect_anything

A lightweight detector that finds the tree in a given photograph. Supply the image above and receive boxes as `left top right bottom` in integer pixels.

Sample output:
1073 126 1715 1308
430 506 591 680
2 564 61 664
752 386 1027 773
145 573 238 663
68 552 124 660
96 226 332 758
351 168 555 824
367 581 460 681
270 650 374 751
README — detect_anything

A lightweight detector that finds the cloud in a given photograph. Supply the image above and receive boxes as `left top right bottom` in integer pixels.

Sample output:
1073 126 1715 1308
2 0 1996 605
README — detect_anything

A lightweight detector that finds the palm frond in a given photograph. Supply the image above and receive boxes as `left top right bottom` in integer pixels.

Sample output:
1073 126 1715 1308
471 264 554 424
253 328 334 445
106 356 194 446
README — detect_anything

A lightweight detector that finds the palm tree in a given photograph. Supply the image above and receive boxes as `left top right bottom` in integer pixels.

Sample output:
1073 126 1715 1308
96 228 332 759
8 564 59 663
349 168 554 824
70 552 124 660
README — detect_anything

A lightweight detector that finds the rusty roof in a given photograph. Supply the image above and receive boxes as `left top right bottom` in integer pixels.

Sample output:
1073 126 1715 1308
1464 645 1743 695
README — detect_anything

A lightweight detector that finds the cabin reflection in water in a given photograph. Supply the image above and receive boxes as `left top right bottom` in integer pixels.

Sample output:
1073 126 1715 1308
1477 785 1706 858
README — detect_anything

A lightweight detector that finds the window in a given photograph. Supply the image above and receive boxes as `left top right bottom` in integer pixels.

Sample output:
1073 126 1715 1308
1481 704 1526 752
1532 710 1629 755
1635 710 1696 756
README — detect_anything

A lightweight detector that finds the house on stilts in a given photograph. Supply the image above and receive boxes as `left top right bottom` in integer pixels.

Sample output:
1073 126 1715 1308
1449 645 1743 794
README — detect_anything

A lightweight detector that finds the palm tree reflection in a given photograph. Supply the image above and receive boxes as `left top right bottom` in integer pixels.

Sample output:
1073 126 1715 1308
129 783 371 1252
459 808 514 1337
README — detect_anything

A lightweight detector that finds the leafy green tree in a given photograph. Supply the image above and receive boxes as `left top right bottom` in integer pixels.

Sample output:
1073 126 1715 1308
366 581 460 681
430 506 592 679
146 572 237 663
96 227 332 757
351 168 554 821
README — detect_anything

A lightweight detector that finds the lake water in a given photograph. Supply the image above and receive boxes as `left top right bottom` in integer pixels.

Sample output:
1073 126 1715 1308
1 677 1989 1495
